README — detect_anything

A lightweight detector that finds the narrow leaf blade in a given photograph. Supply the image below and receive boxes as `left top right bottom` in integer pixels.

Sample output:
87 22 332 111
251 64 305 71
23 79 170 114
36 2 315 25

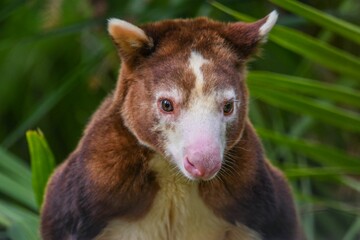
26 130 56 209
250 86 360 132
249 71 360 107
0 147 32 188
256 127 360 167
270 0 360 44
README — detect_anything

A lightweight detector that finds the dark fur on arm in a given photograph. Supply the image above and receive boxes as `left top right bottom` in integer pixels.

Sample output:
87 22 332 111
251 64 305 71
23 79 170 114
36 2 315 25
40 97 159 239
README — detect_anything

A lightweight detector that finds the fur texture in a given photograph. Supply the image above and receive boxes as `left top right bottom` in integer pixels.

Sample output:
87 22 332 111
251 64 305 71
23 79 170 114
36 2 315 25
41 13 303 240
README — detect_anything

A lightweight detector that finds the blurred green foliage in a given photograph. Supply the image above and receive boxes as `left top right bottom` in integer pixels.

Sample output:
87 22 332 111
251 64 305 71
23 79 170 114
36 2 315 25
0 0 359 239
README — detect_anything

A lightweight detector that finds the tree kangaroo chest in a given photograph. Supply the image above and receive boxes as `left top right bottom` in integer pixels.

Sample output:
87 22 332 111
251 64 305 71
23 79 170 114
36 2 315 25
95 156 260 240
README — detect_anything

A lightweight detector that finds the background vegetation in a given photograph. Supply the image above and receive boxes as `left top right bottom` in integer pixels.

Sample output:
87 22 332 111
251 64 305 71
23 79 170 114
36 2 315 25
0 0 359 239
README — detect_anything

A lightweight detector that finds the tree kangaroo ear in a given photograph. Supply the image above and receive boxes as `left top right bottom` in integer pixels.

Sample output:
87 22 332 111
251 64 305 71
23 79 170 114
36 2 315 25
108 19 154 66
223 11 278 59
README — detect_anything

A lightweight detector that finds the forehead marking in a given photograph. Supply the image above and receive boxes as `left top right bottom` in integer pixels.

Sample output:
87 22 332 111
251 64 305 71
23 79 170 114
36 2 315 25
222 89 236 100
188 51 209 94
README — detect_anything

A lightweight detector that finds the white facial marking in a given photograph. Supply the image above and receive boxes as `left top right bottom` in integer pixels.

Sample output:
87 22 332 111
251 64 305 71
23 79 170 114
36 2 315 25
259 10 278 37
162 91 226 180
220 89 236 102
153 52 240 180
188 51 210 94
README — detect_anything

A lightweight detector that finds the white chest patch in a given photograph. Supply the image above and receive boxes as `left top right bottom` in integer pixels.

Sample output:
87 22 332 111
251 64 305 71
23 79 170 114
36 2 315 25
96 155 260 240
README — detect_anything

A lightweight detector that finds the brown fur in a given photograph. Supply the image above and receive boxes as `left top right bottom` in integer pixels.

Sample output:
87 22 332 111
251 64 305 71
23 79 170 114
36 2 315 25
41 16 303 240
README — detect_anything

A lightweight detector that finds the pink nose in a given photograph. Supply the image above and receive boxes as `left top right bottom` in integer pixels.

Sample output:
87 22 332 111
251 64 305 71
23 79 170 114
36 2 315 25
183 142 222 180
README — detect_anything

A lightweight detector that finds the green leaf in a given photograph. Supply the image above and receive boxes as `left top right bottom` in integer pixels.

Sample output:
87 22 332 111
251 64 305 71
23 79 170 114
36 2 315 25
297 194 360 216
250 86 360 133
248 71 360 108
284 167 360 178
256 127 360 167
0 200 39 240
340 177 360 193
343 217 360 240
0 147 32 188
26 130 56 209
0 214 11 227
269 26 360 79
210 1 255 22
0 173 37 211
270 0 360 44
210 1 360 79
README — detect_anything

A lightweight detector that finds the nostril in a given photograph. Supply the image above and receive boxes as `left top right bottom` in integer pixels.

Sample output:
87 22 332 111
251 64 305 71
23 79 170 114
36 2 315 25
186 157 195 167
184 157 204 177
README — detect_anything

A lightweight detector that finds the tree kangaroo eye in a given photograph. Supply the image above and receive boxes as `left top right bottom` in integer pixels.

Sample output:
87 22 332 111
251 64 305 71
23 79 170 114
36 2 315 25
223 101 234 115
160 99 174 113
